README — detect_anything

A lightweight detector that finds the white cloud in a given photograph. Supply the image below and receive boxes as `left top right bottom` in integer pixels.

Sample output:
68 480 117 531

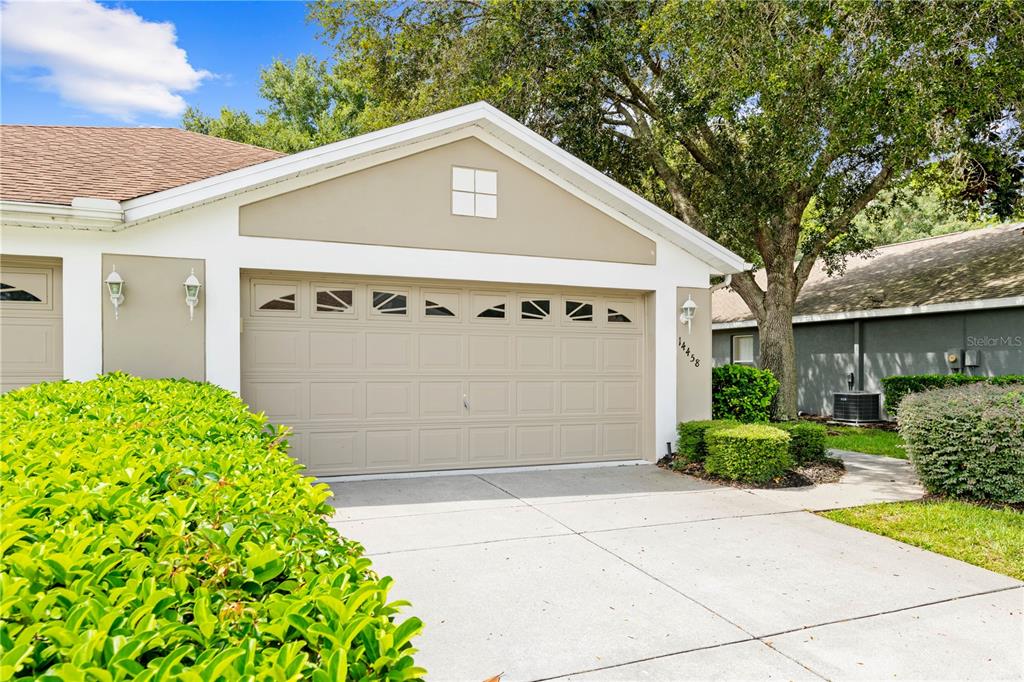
1 0 211 120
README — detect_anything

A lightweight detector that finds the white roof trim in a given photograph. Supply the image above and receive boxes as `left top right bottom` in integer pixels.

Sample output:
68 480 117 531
115 102 747 274
0 200 123 231
712 295 1024 330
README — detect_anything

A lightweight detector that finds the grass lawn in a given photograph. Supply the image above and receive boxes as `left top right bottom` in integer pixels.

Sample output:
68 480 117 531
823 500 1024 580
821 423 907 458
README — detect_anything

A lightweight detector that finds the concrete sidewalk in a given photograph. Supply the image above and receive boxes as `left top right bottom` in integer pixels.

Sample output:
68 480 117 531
328 462 1022 682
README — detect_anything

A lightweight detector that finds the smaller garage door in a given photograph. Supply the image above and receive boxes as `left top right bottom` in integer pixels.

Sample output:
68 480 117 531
1 256 62 392
241 272 649 476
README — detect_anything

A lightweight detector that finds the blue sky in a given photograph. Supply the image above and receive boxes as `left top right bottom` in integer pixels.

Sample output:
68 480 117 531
1 1 328 127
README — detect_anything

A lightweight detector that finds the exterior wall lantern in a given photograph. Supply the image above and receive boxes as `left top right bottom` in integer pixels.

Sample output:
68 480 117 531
679 295 697 333
105 265 124 319
183 268 202 321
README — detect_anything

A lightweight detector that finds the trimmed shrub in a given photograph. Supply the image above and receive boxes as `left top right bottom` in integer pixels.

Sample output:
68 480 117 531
711 364 780 422
0 375 424 680
705 424 793 483
881 374 1024 416
675 419 736 464
774 421 828 464
899 382 1024 503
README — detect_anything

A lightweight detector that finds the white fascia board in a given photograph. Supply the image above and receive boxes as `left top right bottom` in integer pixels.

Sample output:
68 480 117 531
118 101 749 275
0 200 124 231
712 295 1024 330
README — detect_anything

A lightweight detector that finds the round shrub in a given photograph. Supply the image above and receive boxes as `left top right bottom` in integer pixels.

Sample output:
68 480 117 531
675 419 736 464
0 374 424 680
899 382 1024 503
711 364 780 422
705 424 793 483
774 421 828 464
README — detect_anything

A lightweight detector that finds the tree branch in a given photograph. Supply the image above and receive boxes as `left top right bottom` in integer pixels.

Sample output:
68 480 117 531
728 270 767 321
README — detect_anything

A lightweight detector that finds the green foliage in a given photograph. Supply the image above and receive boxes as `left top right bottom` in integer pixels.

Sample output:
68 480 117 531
899 383 1024 503
305 0 1022 420
851 189 996 246
881 374 1024 415
0 374 424 680
774 422 828 464
822 425 907 459
705 424 793 484
711 365 780 423
182 55 365 153
674 419 735 464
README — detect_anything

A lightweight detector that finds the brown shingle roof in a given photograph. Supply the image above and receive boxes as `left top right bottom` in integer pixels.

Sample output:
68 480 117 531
713 223 1024 323
0 125 285 206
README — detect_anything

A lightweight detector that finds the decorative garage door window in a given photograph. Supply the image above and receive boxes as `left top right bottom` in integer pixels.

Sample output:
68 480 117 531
372 291 407 315
606 299 637 325
473 293 508 319
565 300 594 322
608 308 632 323
521 299 550 320
254 283 298 312
0 283 41 302
315 288 354 313
0 269 49 306
423 291 459 318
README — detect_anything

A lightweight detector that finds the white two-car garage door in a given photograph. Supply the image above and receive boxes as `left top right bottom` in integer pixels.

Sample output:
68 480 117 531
241 272 648 476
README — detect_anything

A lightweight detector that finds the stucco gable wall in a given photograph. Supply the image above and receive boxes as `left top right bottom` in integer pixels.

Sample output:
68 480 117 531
239 137 657 265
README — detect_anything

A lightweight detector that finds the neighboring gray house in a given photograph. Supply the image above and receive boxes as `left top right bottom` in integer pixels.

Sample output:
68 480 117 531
712 224 1024 417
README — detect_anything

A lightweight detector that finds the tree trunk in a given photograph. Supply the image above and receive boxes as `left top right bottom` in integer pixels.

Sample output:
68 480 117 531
757 292 799 421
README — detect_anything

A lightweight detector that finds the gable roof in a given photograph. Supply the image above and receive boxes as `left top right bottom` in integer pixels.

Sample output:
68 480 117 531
0 125 284 206
0 103 748 274
713 223 1024 326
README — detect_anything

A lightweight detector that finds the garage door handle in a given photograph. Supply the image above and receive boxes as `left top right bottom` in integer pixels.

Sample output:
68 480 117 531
463 394 470 411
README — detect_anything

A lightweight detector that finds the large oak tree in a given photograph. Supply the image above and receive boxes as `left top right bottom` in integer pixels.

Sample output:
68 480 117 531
202 1 1024 418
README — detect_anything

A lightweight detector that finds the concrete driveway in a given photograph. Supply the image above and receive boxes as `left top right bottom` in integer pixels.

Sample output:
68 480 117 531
328 463 1023 682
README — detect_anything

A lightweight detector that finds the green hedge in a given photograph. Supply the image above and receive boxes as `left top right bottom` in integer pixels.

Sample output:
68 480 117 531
705 424 793 483
773 421 828 464
676 419 824 467
0 375 424 680
675 419 736 464
881 374 1024 415
899 382 1024 503
711 364 780 422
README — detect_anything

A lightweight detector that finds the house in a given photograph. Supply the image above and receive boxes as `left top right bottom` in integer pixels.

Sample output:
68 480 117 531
712 224 1024 416
0 103 747 476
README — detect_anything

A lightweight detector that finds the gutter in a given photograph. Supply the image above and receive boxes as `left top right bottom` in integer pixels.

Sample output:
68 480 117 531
0 198 124 231
712 295 1024 330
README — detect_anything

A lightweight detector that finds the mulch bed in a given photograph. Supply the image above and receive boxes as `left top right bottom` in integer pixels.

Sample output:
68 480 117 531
659 456 846 489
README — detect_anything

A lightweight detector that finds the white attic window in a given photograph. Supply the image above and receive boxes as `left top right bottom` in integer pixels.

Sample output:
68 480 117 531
452 166 498 218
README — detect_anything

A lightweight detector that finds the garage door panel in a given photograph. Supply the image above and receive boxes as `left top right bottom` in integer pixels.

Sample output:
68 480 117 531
419 381 463 418
604 381 641 414
561 337 598 371
468 427 511 462
602 337 641 372
365 332 412 369
516 425 556 460
366 382 414 419
366 430 414 467
561 424 599 458
516 381 556 416
248 330 305 370
309 382 360 420
246 381 304 422
468 381 511 417
241 273 646 475
419 334 463 370
2 322 55 370
308 431 364 472
469 335 511 370
603 423 640 456
516 336 556 370
310 331 359 369
419 428 464 466
562 381 598 415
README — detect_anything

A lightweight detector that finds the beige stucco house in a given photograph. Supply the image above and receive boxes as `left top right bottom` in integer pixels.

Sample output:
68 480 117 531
0 103 747 477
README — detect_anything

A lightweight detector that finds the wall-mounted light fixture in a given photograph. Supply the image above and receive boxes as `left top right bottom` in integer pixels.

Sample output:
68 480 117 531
183 268 202 321
679 295 697 333
105 265 124 319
